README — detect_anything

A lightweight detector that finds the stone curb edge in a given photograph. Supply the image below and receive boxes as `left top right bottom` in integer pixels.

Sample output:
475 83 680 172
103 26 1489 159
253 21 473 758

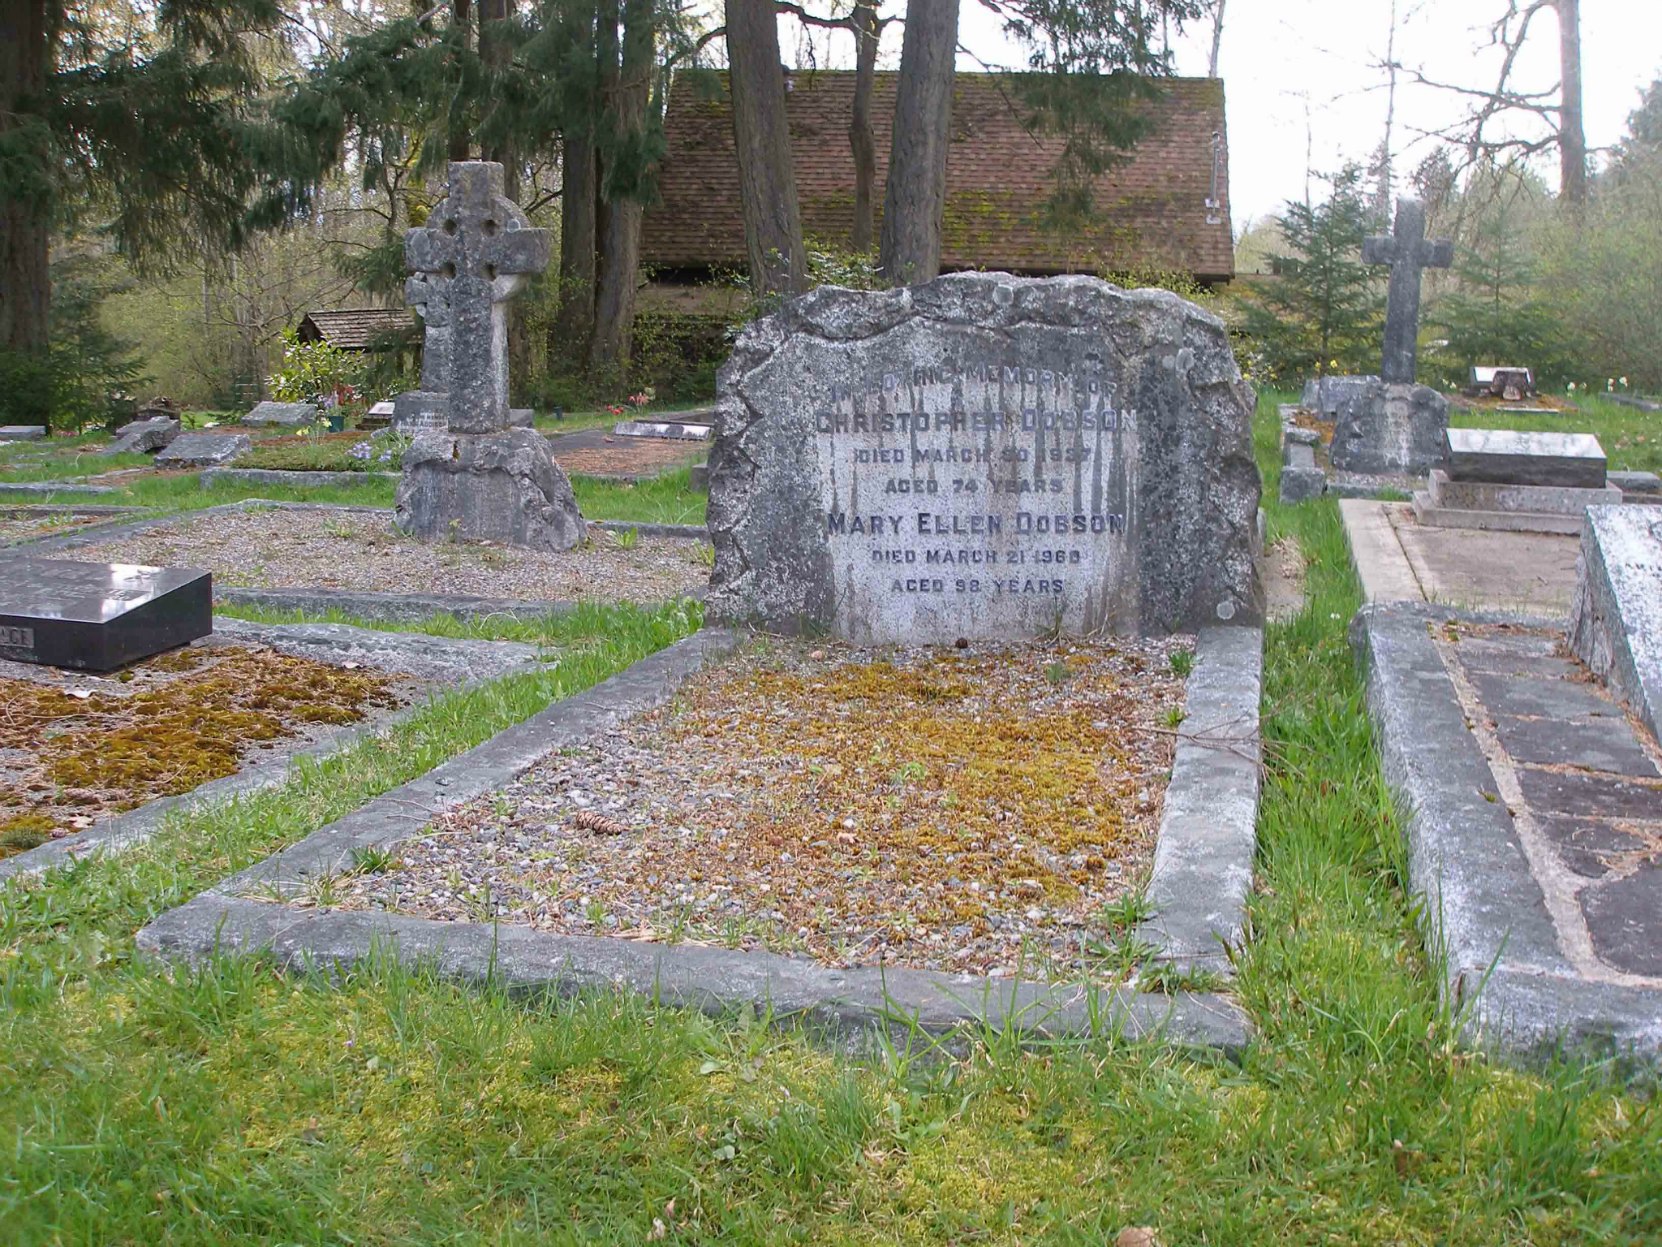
1350 601 1662 1058
1135 626 1263 977
135 627 1250 1053
0 621 548 885
4 499 709 557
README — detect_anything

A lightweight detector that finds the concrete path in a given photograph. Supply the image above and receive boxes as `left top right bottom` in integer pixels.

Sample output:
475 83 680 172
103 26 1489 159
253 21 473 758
1341 499 1580 617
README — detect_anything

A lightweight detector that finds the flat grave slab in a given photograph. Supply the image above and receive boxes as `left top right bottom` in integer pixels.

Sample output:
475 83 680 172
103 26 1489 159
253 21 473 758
612 419 712 441
101 415 179 455
38 503 709 606
242 401 318 428
0 426 47 442
1569 506 1662 743
155 432 253 468
0 556 211 671
137 624 1262 1048
1354 606 1662 1056
1445 428 1606 488
1342 499 1581 616
0 616 545 877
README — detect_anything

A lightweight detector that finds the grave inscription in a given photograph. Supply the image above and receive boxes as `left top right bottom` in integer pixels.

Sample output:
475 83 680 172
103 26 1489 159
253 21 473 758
708 273 1262 644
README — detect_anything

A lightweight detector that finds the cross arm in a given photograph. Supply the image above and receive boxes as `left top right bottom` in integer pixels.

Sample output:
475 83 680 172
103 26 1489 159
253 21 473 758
1361 236 1396 266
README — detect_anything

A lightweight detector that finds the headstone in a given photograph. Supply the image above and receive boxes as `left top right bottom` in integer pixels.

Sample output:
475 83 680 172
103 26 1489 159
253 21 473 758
706 273 1262 644
102 416 180 455
1279 443 1325 504
242 401 318 428
155 433 253 468
360 401 394 431
0 557 212 671
1610 470 1662 500
1445 428 1606 488
391 161 583 552
1327 376 1448 475
1300 374 1374 417
0 426 47 442
1568 507 1662 743
1363 198 1453 385
1467 365 1535 400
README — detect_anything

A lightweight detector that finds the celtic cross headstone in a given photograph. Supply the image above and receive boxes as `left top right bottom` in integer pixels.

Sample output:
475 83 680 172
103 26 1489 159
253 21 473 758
400 162 550 433
393 161 584 552
1363 198 1453 385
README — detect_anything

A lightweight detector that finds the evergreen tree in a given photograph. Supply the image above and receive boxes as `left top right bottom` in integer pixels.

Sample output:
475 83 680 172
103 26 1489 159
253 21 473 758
1 1 298 361
1428 166 1564 384
1238 168 1384 385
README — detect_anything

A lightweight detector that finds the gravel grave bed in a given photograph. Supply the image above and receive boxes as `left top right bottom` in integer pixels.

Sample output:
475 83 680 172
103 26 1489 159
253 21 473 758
332 636 1192 976
552 437 705 478
0 643 411 858
68 509 711 604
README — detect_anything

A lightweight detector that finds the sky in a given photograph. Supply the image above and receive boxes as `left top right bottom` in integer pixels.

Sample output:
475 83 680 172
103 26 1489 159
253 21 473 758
784 0 1662 235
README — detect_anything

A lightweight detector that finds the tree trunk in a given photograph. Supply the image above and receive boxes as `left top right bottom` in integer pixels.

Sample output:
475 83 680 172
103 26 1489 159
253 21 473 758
1207 0 1225 78
1557 0 1586 209
727 0 807 297
448 0 473 162
589 0 652 374
879 0 958 286
556 132 598 358
850 0 880 251
0 0 50 355
480 0 516 195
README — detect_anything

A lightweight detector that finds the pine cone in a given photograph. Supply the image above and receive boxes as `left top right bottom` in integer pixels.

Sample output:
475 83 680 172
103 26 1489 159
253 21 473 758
571 809 632 836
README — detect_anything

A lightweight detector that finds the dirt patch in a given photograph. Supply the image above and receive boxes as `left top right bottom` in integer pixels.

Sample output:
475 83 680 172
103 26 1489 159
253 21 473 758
334 636 1192 976
0 646 404 857
1262 538 1308 622
67 509 711 604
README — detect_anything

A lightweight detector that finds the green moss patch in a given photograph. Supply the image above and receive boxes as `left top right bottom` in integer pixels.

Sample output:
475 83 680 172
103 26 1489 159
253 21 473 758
0 646 401 856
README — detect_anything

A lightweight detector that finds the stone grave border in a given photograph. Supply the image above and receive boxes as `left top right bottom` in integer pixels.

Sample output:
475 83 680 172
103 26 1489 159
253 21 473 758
0 480 121 497
1 504 148 548
136 625 1262 1053
0 618 551 886
7 499 709 623
200 468 400 490
1351 600 1662 1059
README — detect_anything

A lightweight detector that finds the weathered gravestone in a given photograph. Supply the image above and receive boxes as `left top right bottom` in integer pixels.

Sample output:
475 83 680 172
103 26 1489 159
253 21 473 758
102 416 180 456
242 401 319 428
707 273 1262 644
0 426 46 442
0 557 212 671
392 162 584 551
155 432 252 468
1568 507 1662 743
1319 199 1452 475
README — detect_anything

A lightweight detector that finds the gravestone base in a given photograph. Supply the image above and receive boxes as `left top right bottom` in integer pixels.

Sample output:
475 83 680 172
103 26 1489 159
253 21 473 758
1329 380 1448 475
395 428 584 552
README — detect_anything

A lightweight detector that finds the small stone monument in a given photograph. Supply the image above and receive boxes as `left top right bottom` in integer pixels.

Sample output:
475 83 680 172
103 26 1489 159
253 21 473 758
392 161 584 551
707 273 1262 643
1323 198 1454 476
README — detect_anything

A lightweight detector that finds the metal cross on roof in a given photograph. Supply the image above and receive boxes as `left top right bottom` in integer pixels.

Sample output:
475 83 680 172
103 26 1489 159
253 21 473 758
1363 197 1453 386
403 161 550 433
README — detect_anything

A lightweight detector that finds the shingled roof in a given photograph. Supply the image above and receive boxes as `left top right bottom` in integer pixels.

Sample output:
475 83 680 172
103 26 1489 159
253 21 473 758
642 69 1233 282
295 308 415 351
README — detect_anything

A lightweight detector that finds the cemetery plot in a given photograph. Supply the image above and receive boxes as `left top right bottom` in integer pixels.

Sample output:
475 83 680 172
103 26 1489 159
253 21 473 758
64 507 710 604
1356 605 1662 1053
330 637 1191 975
0 508 132 546
0 643 404 857
546 427 709 480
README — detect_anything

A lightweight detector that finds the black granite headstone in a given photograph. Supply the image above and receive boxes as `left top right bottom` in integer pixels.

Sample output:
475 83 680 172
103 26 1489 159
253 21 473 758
0 557 212 671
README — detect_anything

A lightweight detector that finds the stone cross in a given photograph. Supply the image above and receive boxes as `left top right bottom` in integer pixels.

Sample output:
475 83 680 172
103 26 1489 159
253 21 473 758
403 161 550 433
1363 197 1453 385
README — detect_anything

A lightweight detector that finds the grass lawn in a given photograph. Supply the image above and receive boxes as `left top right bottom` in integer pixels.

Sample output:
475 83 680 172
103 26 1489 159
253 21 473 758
1451 393 1662 474
2 395 1661 1243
